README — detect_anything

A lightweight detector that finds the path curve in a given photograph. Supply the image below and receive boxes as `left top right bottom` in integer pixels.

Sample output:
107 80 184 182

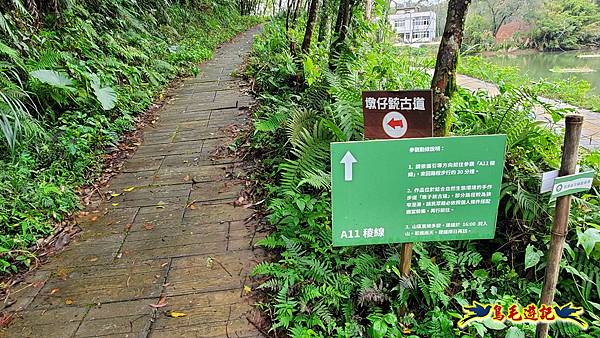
2 26 265 338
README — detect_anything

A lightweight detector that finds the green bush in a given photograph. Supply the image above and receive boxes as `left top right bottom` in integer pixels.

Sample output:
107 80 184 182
246 17 600 338
532 0 600 50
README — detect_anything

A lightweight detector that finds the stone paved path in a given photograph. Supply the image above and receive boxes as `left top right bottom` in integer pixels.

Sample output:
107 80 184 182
2 26 265 338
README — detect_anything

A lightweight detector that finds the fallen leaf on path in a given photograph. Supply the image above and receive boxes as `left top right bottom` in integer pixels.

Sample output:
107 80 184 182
149 296 168 308
124 223 132 230
206 257 214 268
50 288 60 295
233 196 246 207
90 216 98 222
112 203 119 207
143 223 154 230
166 311 186 318
156 201 166 209
0 312 14 328
243 285 252 294
65 299 73 305
160 262 168 268
110 193 121 197
186 200 198 209
123 186 136 192
183 175 190 182
89 257 98 262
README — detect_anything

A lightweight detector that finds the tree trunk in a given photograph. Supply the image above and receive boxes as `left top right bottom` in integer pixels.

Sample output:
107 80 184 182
317 0 329 42
332 0 346 37
365 0 372 21
285 0 293 32
301 0 320 52
329 0 348 68
292 0 304 25
329 0 355 68
430 0 471 136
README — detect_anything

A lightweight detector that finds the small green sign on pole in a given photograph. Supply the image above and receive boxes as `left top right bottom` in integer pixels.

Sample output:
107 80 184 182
331 135 507 247
550 170 594 201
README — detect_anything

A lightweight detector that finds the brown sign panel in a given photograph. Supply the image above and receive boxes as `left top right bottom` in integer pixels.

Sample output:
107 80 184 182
362 90 433 139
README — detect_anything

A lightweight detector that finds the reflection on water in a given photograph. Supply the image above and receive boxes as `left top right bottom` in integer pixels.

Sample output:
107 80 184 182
484 50 600 95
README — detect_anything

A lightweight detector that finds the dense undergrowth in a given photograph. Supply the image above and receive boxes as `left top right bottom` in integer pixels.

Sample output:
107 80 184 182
0 1 260 274
245 17 600 338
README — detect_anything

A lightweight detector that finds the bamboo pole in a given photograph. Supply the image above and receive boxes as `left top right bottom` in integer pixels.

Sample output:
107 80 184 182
536 114 584 338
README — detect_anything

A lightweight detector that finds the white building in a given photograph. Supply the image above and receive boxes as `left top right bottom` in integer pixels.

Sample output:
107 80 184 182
388 5 437 43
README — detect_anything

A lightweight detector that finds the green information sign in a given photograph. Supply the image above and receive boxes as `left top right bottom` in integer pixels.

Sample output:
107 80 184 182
331 135 507 246
550 170 594 201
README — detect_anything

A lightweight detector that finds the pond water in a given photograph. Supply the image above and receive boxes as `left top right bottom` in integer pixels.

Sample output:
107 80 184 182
484 50 600 95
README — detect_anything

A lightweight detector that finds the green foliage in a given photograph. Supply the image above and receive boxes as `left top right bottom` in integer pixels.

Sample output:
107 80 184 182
0 1 261 274
247 14 600 338
532 0 600 50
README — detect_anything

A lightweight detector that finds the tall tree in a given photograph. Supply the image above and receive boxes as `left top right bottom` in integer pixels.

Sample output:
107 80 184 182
431 0 472 136
329 0 355 68
481 0 520 36
302 0 321 52
317 0 330 42
365 0 373 20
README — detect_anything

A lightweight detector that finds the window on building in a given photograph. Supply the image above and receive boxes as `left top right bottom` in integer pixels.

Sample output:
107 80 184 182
395 20 405 28
412 17 430 26
412 31 431 39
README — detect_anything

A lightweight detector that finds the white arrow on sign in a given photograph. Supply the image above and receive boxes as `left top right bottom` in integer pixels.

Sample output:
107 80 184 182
340 151 357 181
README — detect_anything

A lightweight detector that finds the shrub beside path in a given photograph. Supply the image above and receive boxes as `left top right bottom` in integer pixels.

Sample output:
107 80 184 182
1 26 265 338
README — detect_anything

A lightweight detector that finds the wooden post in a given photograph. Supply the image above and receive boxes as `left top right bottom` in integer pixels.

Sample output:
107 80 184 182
400 243 412 276
536 114 584 338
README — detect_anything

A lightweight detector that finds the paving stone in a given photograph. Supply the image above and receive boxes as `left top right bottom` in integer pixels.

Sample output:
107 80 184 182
189 180 243 202
133 140 204 158
150 318 262 338
75 299 153 337
183 203 254 224
154 164 232 185
121 155 164 173
153 119 209 132
143 127 225 146
107 184 191 208
30 260 168 308
151 291 254 331
105 170 157 191
3 306 85 337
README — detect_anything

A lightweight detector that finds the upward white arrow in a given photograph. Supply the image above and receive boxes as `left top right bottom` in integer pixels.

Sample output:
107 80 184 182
340 151 357 181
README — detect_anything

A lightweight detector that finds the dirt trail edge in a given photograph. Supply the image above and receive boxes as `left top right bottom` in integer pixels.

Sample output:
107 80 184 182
1 26 266 338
